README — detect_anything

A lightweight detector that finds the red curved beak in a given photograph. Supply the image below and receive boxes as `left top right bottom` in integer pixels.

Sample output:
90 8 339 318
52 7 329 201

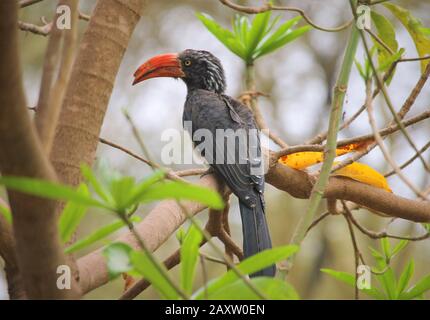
132 53 185 85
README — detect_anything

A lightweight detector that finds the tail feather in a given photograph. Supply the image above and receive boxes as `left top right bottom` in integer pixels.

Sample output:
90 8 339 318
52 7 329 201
239 198 275 277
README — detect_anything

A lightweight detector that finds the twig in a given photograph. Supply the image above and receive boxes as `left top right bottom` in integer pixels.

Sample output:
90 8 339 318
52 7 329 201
18 20 52 36
276 110 430 159
365 28 394 55
219 0 353 33
19 0 43 8
385 141 430 177
123 109 155 164
244 64 289 148
98 137 190 182
398 55 430 63
343 213 362 300
304 211 330 236
344 207 429 241
364 79 428 199
18 11 90 36
360 29 430 175
307 63 397 145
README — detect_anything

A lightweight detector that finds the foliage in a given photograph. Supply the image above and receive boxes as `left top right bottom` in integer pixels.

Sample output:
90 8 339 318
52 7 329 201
197 11 310 64
0 165 224 254
322 239 430 300
103 224 300 300
0 165 300 299
383 3 430 72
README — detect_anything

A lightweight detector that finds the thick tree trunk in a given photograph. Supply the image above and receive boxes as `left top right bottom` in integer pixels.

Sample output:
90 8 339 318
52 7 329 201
0 1 79 299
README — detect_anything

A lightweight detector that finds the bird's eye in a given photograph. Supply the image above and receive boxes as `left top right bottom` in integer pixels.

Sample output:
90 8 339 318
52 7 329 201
184 60 192 66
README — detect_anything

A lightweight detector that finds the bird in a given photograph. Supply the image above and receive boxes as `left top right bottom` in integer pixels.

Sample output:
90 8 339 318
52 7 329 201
132 49 275 277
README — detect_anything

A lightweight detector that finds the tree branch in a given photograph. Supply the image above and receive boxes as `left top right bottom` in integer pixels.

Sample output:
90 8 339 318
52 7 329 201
218 0 353 32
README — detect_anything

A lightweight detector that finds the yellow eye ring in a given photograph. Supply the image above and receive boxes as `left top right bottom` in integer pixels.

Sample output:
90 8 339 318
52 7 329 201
184 60 192 66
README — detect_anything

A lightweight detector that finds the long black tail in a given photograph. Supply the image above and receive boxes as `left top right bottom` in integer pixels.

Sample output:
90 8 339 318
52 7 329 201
239 197 275 277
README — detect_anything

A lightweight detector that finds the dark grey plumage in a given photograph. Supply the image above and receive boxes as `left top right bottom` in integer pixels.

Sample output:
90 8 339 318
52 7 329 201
180 49 275 277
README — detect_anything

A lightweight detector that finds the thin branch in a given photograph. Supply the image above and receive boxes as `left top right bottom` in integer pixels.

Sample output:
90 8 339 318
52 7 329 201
360 31 430 174
385 141 430 177
19 0 43 8
304 211 330 236
18 20 52 36
243 65 289 148
276 110 430 159
35 0 79 153
365 28 394 55
344 206 429 241
18 11 90 37
398 55 430 63
343 213 362 300
307 62 396 145
219 0 353 32
365 79 428 199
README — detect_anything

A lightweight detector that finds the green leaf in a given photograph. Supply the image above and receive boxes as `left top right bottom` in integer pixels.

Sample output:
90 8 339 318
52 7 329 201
139 180 224 210
197 13 246 59
419 27 430 36
180 224 203 295
378 48 405 73
391 239 409 259
59 184 90 243
0 201 12 224
131 250 179 300
321 268 354 286
381 238 391 259
125 170 166 208
65 217 140 254
206 277 299 300
109 176 136 211
256 16 302 54
193 245 298 299
254 25 311 59
397 260 414 297
246 11 272 62
321 268 385 300
0 176 106 208
371 11 398 54
370 9 403 84
103 242 133 279
384 3 430 72
401 274 430 300
355 59 367 80
81 164 111 203
377 266 397 299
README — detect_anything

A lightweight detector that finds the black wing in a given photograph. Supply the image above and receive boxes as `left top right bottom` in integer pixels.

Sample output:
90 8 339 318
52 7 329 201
185 90 264 207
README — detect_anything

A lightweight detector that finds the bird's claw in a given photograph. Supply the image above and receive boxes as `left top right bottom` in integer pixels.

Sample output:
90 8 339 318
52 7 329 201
200 167 215 178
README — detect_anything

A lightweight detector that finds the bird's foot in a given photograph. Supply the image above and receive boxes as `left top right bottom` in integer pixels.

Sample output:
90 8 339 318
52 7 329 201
200 167 215 178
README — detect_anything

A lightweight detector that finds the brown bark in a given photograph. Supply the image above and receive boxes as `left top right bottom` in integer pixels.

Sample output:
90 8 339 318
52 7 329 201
35 0 79 154
47 0 144 290
0 212 25 299
50 0 144 187
0 1 79 299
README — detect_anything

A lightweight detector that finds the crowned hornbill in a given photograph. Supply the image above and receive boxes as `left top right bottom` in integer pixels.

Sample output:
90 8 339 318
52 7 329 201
133 49 275 277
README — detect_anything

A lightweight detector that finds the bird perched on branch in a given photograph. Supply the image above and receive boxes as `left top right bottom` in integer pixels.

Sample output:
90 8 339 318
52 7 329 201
132 49 275 277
